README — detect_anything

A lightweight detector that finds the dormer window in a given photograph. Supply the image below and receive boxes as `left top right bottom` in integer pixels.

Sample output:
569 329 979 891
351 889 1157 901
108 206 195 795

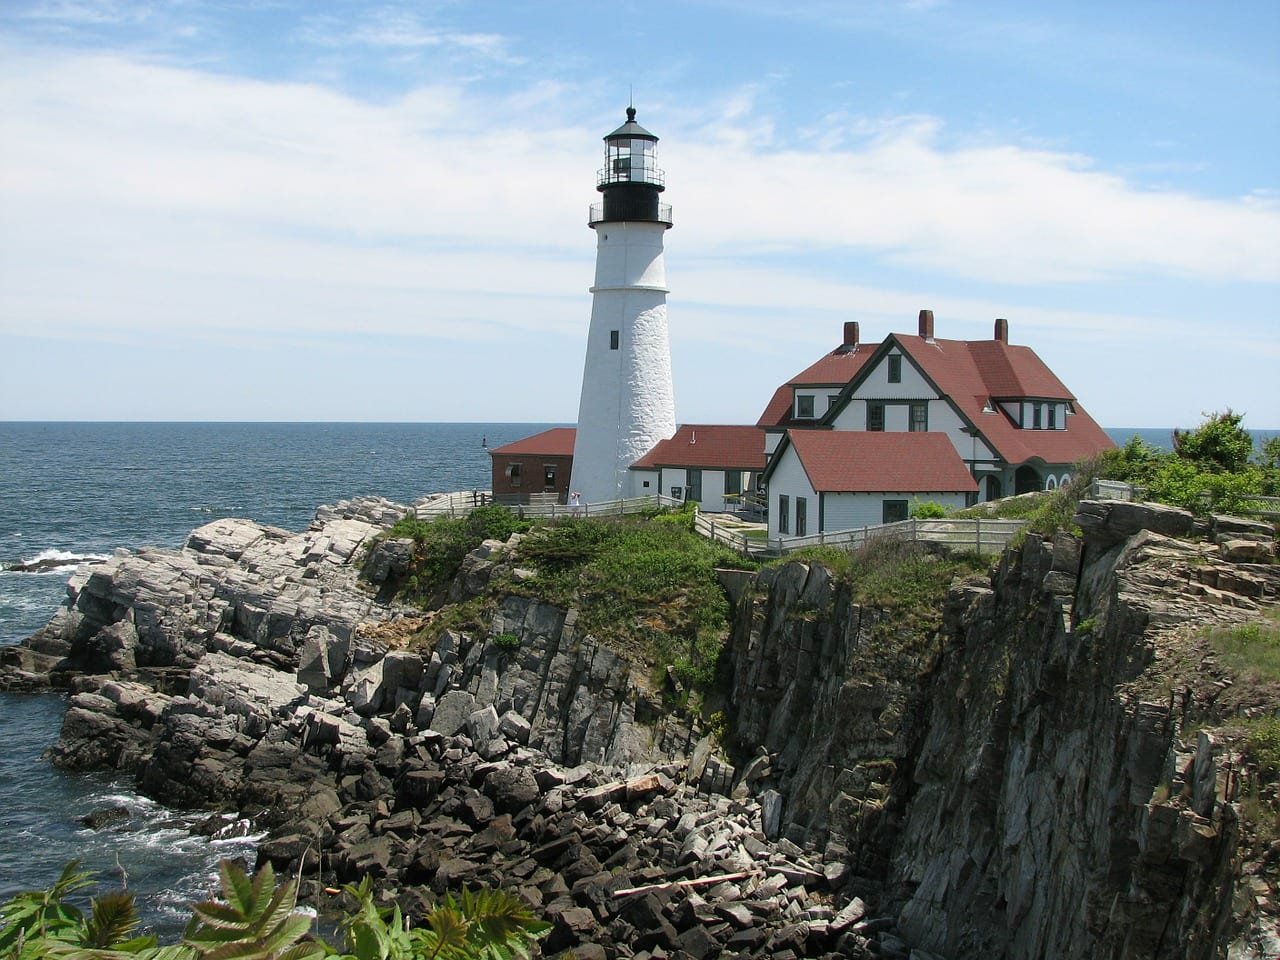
888 354 902 383
796 395 815 419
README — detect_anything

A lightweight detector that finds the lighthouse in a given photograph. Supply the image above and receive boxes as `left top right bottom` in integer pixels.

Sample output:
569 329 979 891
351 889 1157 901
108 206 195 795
569 107 676 503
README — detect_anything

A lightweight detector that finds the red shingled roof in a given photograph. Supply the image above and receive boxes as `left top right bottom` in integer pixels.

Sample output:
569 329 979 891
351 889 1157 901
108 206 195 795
786 431 978 493
488 427 576 457
756 345 876 428
892 335 1113 464
631 424 766 470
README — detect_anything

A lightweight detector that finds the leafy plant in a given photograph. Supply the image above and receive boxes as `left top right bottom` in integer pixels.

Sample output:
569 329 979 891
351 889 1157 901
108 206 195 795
491 632 521 651
184 860 324 960
0 861 549 960
0 860 162 958
909 500 948 519
1102 411 1279 516
333 877 549 960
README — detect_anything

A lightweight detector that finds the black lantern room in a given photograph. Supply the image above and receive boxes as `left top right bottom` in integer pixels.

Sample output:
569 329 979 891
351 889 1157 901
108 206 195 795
589 107 673 227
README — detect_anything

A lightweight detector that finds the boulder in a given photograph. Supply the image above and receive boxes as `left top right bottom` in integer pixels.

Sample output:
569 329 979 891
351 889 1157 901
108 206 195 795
430 690 476 736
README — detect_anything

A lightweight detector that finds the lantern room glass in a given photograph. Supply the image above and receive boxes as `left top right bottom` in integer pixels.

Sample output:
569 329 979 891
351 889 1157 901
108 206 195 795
607 138 656 183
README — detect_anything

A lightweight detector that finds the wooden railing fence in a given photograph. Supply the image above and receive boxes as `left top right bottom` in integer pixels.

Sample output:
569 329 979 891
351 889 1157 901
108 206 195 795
766 517 1027 557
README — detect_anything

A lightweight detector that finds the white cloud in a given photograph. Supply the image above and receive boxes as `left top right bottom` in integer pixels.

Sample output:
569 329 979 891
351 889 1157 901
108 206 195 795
1 45 1277 425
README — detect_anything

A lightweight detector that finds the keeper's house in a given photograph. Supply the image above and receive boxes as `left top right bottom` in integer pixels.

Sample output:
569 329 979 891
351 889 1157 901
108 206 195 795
759 311 1113 539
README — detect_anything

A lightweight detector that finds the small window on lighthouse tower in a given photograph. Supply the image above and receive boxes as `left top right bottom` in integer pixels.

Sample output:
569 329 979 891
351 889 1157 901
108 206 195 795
610 330 620 350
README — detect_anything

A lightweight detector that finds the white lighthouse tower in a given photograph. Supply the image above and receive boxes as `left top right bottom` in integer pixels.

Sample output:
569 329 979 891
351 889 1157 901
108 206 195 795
569 107 676 503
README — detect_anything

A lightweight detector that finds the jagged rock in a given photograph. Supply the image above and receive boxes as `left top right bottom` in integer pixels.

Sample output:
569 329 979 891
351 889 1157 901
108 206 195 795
363 537 415 584
499 709 532 744
1073 499 1195 545
80 805 130 830
1221 539 1274 563
467 704 501 748
297 625 349 691
430 690 476 736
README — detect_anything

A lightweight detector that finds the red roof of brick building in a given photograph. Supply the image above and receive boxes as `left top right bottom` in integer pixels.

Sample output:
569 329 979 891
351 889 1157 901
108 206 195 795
488 427 576 457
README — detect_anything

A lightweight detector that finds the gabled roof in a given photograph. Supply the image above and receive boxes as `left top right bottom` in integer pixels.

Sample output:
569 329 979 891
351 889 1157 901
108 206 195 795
488 427 576 457
885 335 1112 464
631 424 766 470
778 431 977 493
756 345 876 428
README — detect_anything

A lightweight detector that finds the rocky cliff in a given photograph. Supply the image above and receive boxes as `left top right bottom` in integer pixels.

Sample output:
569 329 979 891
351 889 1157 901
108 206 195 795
719 501 1279 960
3 494 1277 959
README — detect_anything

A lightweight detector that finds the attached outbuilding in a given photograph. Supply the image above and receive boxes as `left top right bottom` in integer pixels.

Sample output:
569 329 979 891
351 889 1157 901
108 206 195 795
629 424 767 512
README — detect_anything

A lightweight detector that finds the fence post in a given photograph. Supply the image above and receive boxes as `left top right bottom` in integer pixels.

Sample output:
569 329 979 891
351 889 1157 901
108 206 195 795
976 518 981 553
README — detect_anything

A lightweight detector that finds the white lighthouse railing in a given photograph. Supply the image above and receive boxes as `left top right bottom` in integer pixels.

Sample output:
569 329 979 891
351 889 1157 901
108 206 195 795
588 202 673 226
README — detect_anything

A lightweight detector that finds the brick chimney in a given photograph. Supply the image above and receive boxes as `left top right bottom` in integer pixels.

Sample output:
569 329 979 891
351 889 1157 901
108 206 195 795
918 309 934 340
843 321 860 348
994 318 1009 343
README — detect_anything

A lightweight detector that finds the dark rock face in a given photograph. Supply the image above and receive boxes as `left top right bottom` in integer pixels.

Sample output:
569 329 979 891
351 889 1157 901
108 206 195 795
720 502 1279 960
6 494 1277 959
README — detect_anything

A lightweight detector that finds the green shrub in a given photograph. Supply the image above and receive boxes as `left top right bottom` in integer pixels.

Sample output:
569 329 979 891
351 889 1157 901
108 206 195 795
382 506 533 604
493 631 522 651
786 536 986 615
910 500 949 519
1102 411 1279 516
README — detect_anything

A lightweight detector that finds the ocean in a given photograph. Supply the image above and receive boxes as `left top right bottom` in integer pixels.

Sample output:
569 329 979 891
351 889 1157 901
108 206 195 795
0 420 1274 934
0 421 555 935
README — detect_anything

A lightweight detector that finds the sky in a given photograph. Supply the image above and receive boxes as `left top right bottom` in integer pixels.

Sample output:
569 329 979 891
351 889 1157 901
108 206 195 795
1 1 1277 429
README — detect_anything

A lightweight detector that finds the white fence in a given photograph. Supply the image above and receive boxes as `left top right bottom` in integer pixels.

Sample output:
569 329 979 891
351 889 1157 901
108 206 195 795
766 517 1027 557
514 494 682 519
411 491 683 521
692 513 760 554
414 490 491 518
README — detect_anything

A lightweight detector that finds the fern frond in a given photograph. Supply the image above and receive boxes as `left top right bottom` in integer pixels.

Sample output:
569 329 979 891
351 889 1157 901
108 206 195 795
82 890 143 948
218 861 259 917
48 860 97 902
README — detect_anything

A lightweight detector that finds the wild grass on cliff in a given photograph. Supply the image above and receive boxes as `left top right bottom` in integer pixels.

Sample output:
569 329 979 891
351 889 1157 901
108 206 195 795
1207 608 1280 685
379 505 531 602
510 515 753 689
785 536 988 617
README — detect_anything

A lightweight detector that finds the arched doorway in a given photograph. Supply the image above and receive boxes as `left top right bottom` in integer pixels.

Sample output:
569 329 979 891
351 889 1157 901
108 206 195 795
1014 465 1041 494
1046 476 1058 490
985 475 1003 501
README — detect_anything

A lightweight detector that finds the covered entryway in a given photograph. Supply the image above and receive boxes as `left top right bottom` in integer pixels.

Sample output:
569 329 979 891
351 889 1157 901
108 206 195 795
1014 465 1042 494
985 475 1003 501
